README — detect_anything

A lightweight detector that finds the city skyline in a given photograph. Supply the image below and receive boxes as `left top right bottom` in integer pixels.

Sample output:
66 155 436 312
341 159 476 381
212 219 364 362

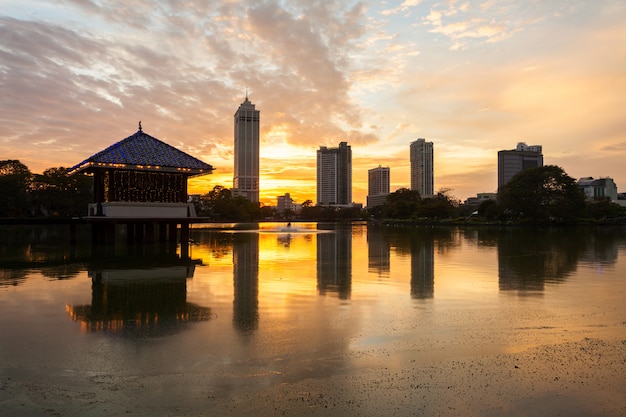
1 1 625 205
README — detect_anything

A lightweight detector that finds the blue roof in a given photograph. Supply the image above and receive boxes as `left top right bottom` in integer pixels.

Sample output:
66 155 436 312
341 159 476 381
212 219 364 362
69 129 213 176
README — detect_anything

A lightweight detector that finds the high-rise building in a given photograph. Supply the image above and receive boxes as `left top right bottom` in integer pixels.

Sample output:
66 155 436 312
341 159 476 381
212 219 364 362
233 95 260 202
367 166 390 208
497 142 543 191
410 138 434 197
317 141 352 205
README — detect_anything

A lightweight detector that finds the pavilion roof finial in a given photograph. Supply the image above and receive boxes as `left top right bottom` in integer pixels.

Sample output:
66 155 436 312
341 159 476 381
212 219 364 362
138 121 142 132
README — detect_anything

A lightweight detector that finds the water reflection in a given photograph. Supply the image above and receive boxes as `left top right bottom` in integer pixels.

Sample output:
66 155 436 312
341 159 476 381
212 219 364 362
0 225 91 284
317 223 352 299
232 232 259 332
497 228 587 293
65 246 211 337
366 226 390 277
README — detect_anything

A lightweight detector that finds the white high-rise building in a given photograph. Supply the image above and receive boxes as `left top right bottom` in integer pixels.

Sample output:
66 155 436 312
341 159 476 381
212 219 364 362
410 138 434 197
367 166 390 208
233 95 260 202
317 142 352 205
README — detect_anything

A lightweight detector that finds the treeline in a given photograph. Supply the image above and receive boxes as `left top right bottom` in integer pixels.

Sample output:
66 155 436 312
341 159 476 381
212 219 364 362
2 159 624 223
368 165 624 224
0 160 91 217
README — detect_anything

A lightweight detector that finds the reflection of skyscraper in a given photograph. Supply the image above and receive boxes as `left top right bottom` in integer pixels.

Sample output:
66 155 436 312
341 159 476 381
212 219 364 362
317 142 352 205
410 233 434 299
233 233 259 332
367 225 390 277
367 166 390 208
316 225 352 299
233 95 260 202
497 142 543 191
410 138 433 197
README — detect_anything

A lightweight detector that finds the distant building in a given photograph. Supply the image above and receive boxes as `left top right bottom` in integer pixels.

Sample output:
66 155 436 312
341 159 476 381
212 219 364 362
277 193 300 214
317 142 352 206
577 177 618 201
464 192 497 206
367 166 390 208
497 142 543 190
410 138 434 197
233 95 260 203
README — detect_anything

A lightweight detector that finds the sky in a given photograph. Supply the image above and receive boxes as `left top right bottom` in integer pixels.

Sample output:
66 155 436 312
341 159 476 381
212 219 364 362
1 0 625 206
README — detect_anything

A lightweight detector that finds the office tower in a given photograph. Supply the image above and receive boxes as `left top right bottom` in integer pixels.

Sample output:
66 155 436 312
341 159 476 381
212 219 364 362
316 141 352 205
233 95 260 202
410 138 434 197
367 166 390 208
497 142 543 190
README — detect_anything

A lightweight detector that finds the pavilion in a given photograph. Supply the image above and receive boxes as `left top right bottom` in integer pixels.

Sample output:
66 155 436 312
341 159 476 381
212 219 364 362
69 124 213 244
69 123 213 218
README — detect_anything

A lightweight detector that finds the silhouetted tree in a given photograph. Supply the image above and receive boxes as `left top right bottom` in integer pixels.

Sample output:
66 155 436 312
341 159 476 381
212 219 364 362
0 160 31 217
195 185 262 221
584 198 625 220
477 199 499 220
31 167 92 217
498 165 585 223
383 188 421 219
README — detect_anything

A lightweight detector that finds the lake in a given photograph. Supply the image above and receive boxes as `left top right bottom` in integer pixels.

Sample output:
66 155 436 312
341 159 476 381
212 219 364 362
1 222 625 416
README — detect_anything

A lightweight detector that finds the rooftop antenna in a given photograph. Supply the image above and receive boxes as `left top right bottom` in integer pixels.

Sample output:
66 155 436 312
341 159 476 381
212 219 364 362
245 86 248 100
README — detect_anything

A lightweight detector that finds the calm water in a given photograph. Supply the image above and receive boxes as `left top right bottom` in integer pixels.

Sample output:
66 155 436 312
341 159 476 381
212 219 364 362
1 222 625 415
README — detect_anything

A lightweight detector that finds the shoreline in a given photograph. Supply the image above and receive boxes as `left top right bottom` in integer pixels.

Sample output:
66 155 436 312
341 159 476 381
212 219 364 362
1 336 625 417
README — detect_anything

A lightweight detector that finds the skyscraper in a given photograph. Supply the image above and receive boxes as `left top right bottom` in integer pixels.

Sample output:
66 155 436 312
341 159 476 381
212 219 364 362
233 95 260 202
410 138 434 197
497 142 543 191
316 141 352 205
367 165 390 208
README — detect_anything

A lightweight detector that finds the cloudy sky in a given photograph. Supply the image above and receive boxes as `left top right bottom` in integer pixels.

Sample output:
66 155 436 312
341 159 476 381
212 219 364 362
1 0 625 205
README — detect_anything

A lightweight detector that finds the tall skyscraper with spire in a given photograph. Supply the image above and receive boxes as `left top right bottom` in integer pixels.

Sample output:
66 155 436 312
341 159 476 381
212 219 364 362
410 138 434 197
233 94 260 202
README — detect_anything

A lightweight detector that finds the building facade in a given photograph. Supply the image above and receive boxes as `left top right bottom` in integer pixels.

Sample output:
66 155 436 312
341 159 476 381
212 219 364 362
233 95 260 202
410 138 434 197
367 165 390 208
577 177 618 201
317 142 352 205
497 142 543 191
277 193 300 214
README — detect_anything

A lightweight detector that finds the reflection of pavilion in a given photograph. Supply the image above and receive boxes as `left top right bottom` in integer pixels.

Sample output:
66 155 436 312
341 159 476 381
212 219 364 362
67 255 211 337
317 224 352 299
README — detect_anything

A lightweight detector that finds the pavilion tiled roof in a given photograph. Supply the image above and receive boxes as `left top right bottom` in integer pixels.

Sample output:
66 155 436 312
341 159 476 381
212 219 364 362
69 128 213 176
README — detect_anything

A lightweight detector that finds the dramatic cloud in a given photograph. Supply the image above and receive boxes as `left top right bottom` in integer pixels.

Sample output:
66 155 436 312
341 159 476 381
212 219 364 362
1 0 625 204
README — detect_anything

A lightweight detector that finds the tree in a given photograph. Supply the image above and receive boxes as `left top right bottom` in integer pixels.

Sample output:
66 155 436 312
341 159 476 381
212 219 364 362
417 189 458 219
383 188 421 219
0 160 31 217
477 199 498 220
195 185 262 221
31 167 92 217
498 165 586 223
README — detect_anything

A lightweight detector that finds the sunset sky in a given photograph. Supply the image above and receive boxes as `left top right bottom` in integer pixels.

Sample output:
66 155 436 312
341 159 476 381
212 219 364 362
1 0 625 205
